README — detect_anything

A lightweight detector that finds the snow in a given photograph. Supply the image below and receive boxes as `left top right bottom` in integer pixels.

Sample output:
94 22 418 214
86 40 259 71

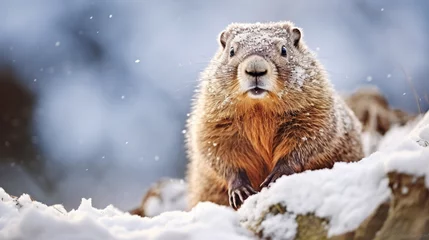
0 188 253 240
364 114 423 155
377 114 423 151
260 213 297 240
1 112 428 239
366 76 373 82
384 112 429 186
361 131 383 156
291 66 307 88
401 186 409 195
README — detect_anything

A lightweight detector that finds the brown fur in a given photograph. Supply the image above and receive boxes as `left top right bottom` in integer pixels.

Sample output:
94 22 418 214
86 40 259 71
186 21 364 209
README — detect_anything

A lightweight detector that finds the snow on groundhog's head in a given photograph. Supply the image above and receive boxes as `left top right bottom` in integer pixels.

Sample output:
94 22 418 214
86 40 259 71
202 21 329 113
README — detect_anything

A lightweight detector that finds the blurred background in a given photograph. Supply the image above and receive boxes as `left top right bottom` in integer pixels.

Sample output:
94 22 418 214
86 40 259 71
0 0 428 211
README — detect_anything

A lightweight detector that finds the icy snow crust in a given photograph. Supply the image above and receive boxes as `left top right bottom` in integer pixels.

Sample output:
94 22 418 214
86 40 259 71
0 112 428 239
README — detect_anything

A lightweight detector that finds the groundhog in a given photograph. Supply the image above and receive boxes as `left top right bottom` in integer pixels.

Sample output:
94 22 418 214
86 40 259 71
185 21 364 210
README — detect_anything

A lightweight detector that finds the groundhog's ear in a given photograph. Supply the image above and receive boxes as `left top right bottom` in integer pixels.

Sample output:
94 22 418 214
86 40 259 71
291 28 302 47
218 30 228 48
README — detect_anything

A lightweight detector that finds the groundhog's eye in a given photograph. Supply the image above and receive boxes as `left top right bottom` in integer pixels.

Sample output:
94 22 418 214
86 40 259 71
229 47 235 57
281 45 287 56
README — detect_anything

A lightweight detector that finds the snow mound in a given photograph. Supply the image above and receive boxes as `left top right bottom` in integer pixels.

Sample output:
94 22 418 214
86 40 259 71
239 111 429 239
0 189 253 240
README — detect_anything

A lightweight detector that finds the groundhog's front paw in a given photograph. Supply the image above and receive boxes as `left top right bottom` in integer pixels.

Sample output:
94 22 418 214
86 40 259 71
260 161 295 189
228 170 257 209
228 184 257 210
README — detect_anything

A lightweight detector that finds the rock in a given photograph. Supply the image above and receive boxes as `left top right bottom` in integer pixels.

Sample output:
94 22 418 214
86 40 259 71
129 178 187 217
375 173 429 239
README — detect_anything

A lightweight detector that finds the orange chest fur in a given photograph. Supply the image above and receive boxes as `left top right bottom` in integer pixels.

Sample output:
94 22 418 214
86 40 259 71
241 117 276 165
234 114 282 188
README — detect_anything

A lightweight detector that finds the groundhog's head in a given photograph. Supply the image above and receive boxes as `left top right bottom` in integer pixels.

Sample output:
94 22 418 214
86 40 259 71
202 21 330 114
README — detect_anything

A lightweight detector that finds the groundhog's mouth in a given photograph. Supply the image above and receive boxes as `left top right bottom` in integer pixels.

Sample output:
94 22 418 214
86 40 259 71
248 87 267 96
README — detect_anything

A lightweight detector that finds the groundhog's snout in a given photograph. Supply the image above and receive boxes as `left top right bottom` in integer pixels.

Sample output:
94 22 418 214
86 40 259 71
244 61 268 77
238 55 275 99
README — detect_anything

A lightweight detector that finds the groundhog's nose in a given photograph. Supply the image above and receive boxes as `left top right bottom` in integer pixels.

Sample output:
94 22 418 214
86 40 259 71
244 55 269 77
245 69 267 77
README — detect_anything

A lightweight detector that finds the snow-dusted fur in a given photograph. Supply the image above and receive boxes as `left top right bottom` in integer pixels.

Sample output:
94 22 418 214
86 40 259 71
185 21 364 209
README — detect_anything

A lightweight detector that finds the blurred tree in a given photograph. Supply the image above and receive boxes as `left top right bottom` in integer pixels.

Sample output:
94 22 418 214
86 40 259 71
0 68 54 193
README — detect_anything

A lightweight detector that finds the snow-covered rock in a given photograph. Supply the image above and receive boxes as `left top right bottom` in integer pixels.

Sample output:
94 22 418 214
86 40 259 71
239 152 390 239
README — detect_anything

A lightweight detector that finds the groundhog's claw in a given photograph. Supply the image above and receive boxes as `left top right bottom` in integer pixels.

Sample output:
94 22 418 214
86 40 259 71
228 184 257 210
260 172 282 189
228 170 257 209
260 162 295 189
